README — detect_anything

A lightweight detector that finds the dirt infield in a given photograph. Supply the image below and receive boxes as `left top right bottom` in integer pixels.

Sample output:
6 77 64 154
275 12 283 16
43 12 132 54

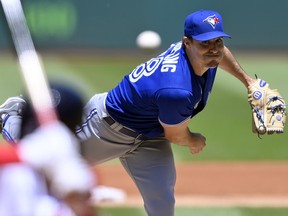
95 161 288 207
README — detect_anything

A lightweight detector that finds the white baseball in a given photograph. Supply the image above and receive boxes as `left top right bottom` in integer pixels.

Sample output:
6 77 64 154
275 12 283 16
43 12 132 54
136 30 161 50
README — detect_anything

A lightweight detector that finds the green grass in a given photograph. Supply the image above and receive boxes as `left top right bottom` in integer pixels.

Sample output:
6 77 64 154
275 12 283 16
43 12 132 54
98 207 288 216
1 51 288 161
2 52 288 215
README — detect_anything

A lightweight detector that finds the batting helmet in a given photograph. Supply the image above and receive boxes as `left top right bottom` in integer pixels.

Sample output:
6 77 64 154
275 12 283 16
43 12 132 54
20 83 84 138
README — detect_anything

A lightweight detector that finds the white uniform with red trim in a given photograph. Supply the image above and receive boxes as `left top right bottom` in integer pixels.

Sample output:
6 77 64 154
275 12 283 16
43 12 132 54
0 164 76 216
0 122 95 216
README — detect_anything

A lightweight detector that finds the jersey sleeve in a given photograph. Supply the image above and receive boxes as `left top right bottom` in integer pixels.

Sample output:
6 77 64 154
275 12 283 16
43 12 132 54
0 145 21 164
154 88 195 125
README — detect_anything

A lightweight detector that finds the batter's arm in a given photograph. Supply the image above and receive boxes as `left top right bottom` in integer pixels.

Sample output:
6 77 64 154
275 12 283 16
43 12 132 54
219 46 255 88
161 120 206 154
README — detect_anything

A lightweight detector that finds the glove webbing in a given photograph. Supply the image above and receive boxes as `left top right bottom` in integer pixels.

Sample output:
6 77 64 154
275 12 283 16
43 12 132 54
251 105 266 138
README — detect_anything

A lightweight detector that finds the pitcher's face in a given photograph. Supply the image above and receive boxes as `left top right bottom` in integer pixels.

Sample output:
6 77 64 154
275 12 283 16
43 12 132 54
187 37 225 68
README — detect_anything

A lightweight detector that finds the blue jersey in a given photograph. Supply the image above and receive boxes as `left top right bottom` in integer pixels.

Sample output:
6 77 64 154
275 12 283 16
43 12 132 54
106 42 217 138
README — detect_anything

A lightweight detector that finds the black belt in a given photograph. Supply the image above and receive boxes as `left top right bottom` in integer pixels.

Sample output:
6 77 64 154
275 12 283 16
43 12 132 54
103 116 143 139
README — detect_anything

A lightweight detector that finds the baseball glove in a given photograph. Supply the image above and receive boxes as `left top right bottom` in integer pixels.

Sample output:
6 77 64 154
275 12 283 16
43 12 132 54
248 79 286 135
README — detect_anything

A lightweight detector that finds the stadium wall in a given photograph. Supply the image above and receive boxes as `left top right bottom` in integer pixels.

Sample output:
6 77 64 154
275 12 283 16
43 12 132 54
0 0 287 50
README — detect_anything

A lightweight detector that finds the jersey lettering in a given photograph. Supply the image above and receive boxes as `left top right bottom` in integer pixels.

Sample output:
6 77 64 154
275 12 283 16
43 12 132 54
161 54 179 72
129 57 163 82
129 42 181 82
160 43 181 73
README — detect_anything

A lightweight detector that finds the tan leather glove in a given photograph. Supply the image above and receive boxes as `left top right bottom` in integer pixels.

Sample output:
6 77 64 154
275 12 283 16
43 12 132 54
248 79 286 135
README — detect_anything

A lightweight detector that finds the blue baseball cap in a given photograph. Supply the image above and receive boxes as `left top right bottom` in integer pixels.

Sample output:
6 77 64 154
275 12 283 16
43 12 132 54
184 10 231 41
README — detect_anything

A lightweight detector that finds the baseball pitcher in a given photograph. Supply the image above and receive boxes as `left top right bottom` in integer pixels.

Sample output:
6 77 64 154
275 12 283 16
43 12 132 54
0 10 285 216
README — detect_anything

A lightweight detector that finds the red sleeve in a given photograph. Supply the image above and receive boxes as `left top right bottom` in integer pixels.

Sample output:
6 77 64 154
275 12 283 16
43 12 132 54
0 144 21 164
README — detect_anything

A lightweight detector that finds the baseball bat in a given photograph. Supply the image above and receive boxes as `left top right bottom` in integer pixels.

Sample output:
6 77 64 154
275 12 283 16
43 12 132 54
0 0 58 124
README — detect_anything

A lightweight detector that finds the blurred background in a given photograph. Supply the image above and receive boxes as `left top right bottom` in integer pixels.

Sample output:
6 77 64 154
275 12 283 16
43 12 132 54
0 0 288 215
1 0 288 50
0 0 287 161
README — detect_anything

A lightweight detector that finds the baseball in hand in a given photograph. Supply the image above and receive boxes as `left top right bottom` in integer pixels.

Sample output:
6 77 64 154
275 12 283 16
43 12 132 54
136 30 161 51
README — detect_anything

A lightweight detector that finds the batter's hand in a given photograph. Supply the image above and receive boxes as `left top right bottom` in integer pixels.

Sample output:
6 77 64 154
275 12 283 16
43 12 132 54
188 132 206 154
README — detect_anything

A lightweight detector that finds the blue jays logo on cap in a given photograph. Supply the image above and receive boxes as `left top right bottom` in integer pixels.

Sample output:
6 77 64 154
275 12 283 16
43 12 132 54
203 15 220 29
184 10 231 42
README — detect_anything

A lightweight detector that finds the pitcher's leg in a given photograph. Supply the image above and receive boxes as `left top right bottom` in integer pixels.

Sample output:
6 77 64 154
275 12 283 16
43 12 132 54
1 115 22 143
0 96 26 143
120 139 176 216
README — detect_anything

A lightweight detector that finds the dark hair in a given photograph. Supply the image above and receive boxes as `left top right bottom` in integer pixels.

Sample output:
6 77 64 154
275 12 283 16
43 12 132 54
20 83 84 138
